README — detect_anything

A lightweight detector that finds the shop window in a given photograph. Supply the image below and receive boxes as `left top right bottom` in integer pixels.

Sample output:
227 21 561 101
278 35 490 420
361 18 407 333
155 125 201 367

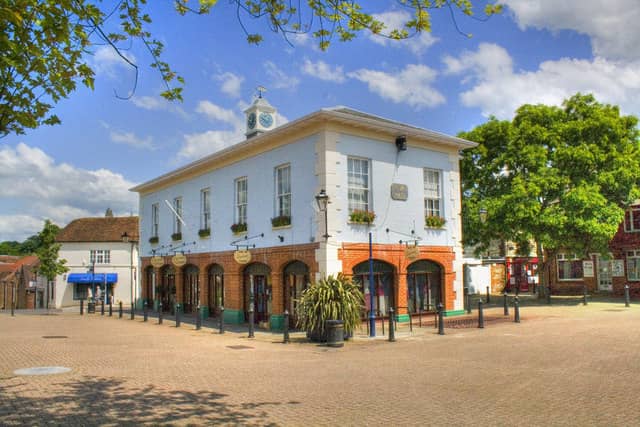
557 254 583 280
73 284 88 300
627 251 640 281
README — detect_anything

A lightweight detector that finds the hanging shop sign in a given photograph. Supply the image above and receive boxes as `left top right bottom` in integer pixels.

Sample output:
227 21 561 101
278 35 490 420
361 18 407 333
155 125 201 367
172 253 187 267
150 256 164 268
405 246 420 261
234 250 252 265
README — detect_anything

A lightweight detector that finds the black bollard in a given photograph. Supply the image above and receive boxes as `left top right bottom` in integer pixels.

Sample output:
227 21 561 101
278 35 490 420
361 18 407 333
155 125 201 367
80 299 84 315
11 300 14 317
408 308 413 333
143 301 148 322
625 285 630 308
101 300 105 315
130 302 135 320
583 285 588 306
158 302 163 324
466 292 471 314
196 305 201 330
514 296 520 323
118 301 123 318
478 299 484 328
175 304 181 328
248 305 255 338
218 306 224 334
381 311 385 336
546 285 551 304
388 307 396 342
503 292 509 316
463 287 469 312
108 302 112 317
437 302 444 335
418 308 422 328
283 310 290 343
486 286 491 303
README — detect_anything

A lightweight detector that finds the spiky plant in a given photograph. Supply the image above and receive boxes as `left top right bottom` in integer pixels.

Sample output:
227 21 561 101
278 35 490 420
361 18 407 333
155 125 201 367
296 274 364 339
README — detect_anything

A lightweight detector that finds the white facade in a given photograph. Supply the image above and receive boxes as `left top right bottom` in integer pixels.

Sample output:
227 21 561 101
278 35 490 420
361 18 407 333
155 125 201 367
54 241 139 308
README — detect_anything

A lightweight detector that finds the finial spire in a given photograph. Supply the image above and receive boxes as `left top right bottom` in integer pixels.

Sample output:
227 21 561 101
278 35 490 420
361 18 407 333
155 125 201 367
256 85 267 99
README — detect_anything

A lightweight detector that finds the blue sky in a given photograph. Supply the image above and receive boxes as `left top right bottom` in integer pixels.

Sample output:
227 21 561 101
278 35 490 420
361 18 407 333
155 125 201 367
1 0 639 241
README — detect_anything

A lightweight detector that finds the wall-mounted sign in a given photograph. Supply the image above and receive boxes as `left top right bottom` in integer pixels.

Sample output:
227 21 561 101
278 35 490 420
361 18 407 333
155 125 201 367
405 246 420 261
172 254 187 267
234 250 252 265
612 259 625 277
150 256 164 268
583 260 594 277
390 183 408 201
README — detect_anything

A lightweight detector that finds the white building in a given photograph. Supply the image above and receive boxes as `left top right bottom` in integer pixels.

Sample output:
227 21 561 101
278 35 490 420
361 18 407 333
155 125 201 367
54 216 139 309
132 96 475 329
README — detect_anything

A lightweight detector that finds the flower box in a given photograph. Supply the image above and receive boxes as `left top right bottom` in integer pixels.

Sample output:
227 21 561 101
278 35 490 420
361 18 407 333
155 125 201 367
171 232 182 241
271 215 291 228
149 236 159 244
425 215 446 228
230 223 247 234
349 210 376 224
198 228 211 238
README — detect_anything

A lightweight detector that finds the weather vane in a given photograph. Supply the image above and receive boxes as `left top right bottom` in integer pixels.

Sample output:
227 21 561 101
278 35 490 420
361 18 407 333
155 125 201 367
256 85 267 98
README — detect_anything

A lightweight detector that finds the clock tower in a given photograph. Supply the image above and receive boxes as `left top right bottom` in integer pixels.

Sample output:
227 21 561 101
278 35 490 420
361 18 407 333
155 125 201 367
244 88 277 139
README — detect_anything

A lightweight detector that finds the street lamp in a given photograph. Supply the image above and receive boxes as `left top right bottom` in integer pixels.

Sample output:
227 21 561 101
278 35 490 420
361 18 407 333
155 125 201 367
121 231 135 315
315 189 331 241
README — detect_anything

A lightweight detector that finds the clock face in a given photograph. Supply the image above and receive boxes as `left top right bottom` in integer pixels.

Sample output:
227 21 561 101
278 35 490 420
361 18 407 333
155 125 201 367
247 112 256 129
259 112 273 128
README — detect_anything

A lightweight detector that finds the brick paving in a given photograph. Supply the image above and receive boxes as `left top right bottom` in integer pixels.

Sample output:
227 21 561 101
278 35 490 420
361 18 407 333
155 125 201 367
1 299 640 426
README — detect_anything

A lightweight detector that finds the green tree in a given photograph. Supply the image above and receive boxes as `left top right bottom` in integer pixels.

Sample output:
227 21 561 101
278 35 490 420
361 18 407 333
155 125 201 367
0 1 501 138
34 219 68 282
461 93 640 291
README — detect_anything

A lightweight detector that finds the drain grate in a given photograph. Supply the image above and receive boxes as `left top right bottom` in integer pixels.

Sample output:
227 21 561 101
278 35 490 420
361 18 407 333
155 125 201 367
14 367 71 376
226 345 254 350
42 336 68 339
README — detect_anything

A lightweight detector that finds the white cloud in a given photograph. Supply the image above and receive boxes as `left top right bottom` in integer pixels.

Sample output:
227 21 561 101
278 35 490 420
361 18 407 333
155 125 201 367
195 101 243 127
348 64 445 109
444 43 640 119
0 143 138 241
370 10 438 55
501 0 640 61
109 130 155 150
179 130 244 160
301 59 346 83
264 61 300 90
214 72 244 98
91 46 136 79
131 95 189 118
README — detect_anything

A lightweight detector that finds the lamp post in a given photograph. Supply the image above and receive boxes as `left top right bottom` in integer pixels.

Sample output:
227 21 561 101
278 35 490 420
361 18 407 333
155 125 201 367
315 189 331 241
121 231 136 315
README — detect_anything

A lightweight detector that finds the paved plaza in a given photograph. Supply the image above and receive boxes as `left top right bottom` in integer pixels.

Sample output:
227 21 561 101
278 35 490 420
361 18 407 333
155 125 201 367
1 298 639 426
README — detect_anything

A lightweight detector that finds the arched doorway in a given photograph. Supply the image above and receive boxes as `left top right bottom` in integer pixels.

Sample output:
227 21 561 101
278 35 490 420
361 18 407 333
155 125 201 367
207 264 224 317
243 263 271 324
159 265 175 312
407 260 442 313
183 265 199 314
144 266 154 307
283 261 310 328
353 260 395 318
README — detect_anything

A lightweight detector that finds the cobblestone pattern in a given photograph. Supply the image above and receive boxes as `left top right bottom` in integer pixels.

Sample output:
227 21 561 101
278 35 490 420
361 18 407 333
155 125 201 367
1 301 639 426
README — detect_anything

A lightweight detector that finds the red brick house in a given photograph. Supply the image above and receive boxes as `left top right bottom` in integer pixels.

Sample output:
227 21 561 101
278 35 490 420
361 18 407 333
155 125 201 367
0 255 49 310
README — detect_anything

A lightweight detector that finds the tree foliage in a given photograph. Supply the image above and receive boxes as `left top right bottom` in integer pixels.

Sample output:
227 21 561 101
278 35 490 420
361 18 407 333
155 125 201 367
34 219 68 281
461 94 640 283
0 0 501 138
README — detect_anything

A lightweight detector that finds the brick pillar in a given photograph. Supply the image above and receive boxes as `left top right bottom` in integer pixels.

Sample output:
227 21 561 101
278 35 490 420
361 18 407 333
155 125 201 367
199 266 208 308
444 271 455 311
271 271 284 315
396 272 408 316
175 266 183 306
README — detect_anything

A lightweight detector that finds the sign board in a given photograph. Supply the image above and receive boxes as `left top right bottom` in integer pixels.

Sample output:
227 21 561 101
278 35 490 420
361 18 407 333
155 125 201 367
234 250 252 265
172 253 187 267
404 246 420 261
150 256 164 268
612 259 625 277
583 260 594 278
390 183 408 201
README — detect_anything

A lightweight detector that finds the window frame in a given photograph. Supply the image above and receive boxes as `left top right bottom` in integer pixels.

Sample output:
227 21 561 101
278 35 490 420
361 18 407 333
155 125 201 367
200 188 211 230
627 250 640 281
275 164 291 218
173 197 182 234
347 156 371 213
235 177 248 225
624 207 640 232
423 168 442 218
151 203 159 238
556 253 583 281
90 249 111 265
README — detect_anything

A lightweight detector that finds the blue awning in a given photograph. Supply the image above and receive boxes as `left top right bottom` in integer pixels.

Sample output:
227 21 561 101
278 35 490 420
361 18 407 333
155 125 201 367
67 273 118 284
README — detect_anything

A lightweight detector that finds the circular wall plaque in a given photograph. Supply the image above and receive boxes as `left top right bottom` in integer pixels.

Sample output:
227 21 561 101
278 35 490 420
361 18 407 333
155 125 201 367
172 254 187 267
233 250 252 265
150 256 164 268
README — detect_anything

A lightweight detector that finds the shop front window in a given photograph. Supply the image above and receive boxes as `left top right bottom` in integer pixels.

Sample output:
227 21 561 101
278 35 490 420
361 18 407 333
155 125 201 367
353 260 394 317
407 260 442 313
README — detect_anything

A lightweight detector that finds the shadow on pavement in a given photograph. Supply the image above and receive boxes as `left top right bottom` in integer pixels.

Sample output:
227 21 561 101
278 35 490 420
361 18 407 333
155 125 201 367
0 375 294 426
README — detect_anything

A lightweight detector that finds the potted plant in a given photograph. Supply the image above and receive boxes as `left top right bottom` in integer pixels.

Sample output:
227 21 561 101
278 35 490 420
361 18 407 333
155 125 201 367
425 215 446 228
349 209 376 224
230 222 247 234
171 232 182 241
296 274 364 342
271 215 291 227
149 236 159 244
198 228 211 238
